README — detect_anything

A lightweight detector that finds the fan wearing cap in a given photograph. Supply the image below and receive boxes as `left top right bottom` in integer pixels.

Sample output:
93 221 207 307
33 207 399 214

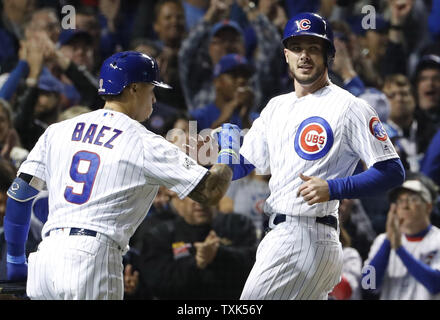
363 175 440 299
30 28 104 110
190 53 256 131
57 29 95 74
13 69 65 151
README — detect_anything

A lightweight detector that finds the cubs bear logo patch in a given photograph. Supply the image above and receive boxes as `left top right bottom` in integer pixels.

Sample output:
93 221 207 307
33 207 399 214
294 116 334 160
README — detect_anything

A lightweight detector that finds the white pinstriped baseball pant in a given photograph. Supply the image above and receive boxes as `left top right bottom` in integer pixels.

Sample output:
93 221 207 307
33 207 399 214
240 215 343 300
26 228 125 300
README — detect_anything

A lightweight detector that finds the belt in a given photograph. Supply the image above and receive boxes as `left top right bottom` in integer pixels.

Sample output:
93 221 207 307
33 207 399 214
272 214 338 230
44 227 97 238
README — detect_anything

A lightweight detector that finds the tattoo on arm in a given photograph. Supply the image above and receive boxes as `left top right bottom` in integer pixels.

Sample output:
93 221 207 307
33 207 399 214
188 164 232 205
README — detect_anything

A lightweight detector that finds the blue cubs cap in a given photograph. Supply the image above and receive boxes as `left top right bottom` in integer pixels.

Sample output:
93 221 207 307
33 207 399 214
210 20 243 39
283 12 335 58
57 29 93 47
213 54 254 78
98 51 171 95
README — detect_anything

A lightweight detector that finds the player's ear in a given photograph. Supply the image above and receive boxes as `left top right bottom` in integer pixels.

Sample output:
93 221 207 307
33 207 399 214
128 83 137 94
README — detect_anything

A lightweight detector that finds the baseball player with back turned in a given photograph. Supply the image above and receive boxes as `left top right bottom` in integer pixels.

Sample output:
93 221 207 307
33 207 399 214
3 51 234 300
215 12 405 300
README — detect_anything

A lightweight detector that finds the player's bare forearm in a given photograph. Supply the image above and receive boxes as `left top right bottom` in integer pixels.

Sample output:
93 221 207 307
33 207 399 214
188 164 232 206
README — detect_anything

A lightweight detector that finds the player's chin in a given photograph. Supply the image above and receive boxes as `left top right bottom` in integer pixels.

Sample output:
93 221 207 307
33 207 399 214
294 71 319 85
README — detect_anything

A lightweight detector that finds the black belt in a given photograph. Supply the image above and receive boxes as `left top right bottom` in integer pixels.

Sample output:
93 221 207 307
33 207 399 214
44 228 97 238
272 214 338 230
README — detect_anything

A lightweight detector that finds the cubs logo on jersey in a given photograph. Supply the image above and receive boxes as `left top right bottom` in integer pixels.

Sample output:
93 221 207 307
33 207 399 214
294 116 334 160
369 116 388 141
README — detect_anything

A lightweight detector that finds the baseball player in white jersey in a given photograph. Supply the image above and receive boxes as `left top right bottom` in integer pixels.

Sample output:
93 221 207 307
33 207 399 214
215 12 405 300
3 51 234 300
364 176 440 300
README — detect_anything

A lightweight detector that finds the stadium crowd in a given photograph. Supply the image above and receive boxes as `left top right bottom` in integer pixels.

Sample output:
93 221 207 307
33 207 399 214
0 0 440 300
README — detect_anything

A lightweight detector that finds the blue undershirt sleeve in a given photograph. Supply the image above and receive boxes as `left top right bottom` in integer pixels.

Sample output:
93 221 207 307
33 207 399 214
364 239 391 290
4 198 33 257
396 246 440 295
4 177 39 258
327 158 405 200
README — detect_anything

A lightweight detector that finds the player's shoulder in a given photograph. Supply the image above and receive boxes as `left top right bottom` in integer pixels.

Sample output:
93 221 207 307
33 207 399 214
330 85 376 113
327 84 368 106
48 109 102 129
259 92 296 117
269 91 297 104
339 91 380 125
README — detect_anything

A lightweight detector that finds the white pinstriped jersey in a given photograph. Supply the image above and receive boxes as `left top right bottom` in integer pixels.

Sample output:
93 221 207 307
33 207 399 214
365 228 440 300
18 109 208 249
240 83 399 218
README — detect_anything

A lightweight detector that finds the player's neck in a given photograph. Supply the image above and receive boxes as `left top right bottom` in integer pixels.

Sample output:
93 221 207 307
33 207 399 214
294 72 330 98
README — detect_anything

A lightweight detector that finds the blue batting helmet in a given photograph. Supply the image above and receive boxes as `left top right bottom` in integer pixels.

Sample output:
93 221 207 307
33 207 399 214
282 12 335 59
98 51 171 95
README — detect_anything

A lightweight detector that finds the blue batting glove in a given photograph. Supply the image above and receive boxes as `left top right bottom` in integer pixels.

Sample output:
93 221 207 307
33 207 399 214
215 123 242 165
7 255 28 281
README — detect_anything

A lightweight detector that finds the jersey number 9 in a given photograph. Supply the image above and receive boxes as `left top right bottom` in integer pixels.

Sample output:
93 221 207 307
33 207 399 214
64 151 101 204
